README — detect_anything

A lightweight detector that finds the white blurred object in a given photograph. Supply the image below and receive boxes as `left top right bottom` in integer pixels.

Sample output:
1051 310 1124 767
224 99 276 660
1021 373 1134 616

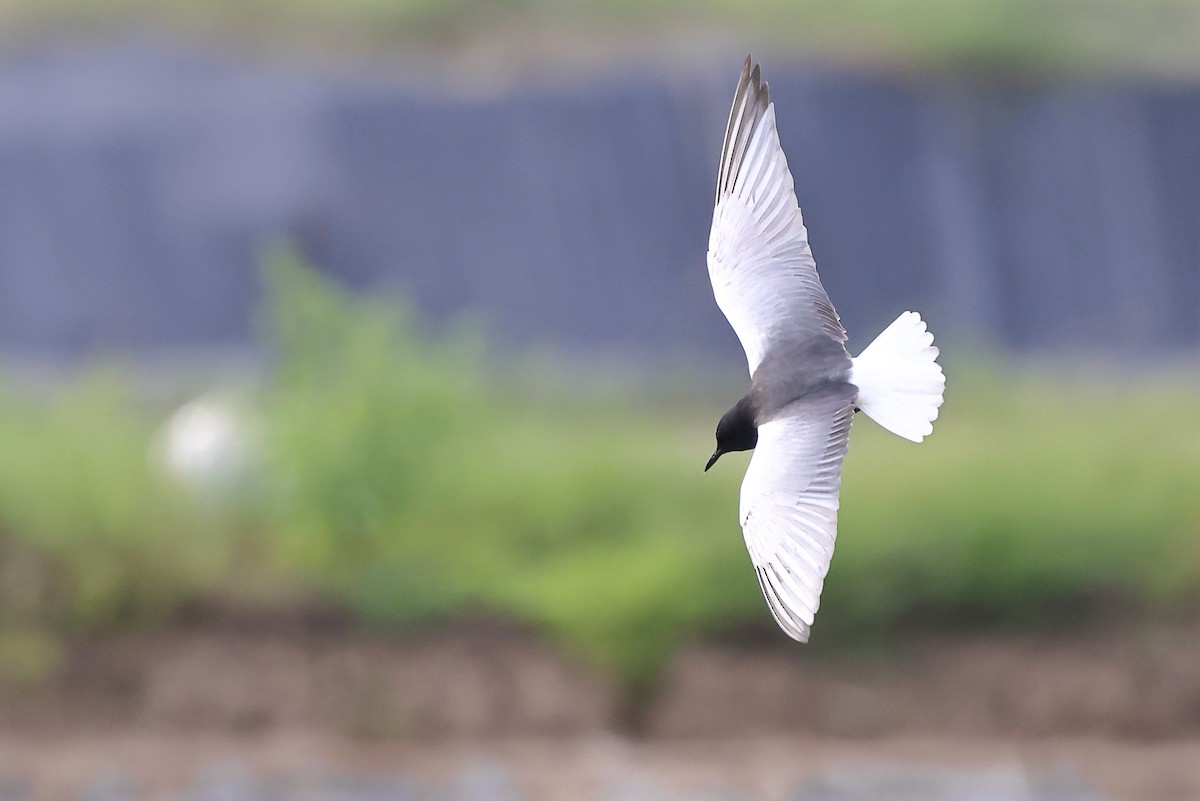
157 393 261 501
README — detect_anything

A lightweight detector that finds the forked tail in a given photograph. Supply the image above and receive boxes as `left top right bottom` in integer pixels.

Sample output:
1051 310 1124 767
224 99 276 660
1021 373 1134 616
850 311 945 443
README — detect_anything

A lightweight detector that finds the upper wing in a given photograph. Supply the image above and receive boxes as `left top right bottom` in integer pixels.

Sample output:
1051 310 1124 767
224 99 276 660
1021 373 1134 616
707 57 846 377
739 393 855 642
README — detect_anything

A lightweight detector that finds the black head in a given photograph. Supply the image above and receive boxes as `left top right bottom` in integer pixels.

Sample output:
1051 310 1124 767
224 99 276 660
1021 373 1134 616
705 396 758 471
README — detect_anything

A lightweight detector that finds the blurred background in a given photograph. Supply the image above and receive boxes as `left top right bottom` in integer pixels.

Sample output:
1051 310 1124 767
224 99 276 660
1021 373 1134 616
1 1 1199 799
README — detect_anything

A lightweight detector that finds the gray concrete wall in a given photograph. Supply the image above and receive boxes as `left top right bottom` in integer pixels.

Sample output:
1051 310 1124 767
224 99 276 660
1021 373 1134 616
1 45 1197 365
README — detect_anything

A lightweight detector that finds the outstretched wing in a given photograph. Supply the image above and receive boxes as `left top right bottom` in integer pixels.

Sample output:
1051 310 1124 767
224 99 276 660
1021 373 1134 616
739 392 855 642
707 56 846 377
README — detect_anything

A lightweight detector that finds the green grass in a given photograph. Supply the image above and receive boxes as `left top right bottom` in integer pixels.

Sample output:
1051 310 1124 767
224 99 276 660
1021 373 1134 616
826 370 1200 637
4 0 1200 77
0 253 1198 692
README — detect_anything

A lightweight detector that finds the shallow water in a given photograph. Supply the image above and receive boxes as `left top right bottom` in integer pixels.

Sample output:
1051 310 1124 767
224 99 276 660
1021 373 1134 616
5 733 1197 801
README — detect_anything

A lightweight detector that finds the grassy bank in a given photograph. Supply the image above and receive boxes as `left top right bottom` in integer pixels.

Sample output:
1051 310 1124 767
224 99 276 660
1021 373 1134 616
4 0 1200 78
0 254 1197 691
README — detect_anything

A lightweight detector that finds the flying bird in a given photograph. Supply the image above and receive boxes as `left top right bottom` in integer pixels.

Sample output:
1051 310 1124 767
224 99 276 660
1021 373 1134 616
704 57 945 642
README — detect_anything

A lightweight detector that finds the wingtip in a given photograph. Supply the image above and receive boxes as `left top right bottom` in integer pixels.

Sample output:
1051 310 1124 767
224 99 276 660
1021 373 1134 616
783 619 812 644
738 55 753 89
734 58 771 120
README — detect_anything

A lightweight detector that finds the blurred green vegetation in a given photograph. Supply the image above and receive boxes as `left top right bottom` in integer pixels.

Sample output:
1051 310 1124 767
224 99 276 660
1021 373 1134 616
0 252 1198 692
4 0 1200 77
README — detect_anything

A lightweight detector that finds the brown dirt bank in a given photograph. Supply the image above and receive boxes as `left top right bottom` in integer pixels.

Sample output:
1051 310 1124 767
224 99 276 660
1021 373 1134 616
3 617 1200 741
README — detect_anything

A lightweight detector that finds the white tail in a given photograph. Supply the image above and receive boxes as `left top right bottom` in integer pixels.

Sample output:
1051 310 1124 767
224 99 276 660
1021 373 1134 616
850 311 945 443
